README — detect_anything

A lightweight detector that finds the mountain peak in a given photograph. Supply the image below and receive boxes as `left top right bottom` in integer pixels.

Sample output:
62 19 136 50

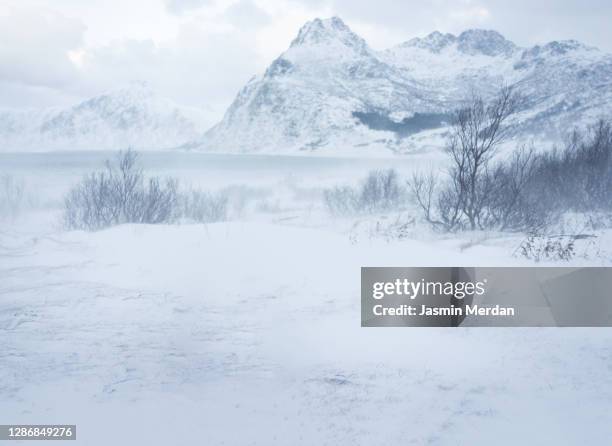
403 31 457 53
400 28 517 57
290 16 368 52
516 39 597 69
457 29 517 56
541 40 594 54
118 79 154 93
100 80 156 104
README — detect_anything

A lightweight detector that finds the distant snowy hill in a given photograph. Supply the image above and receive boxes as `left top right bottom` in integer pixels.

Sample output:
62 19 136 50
0 82 203 151
197 17 612 154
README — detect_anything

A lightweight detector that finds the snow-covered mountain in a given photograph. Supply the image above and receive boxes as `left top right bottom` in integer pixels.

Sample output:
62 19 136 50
197 17 612 154
198 17 447 154
0 82 204 151
2 17 611 154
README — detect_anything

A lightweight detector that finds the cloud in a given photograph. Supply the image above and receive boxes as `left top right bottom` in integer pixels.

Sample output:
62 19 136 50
73 19 263 126
0 6 85 89
0 1 269 122
290 0 612 50
273 0 501 50
164 0 211 15
224 0 271 29
293 0 492 33
3 0 612 122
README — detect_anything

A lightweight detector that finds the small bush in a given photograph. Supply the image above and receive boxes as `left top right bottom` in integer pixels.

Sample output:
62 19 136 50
349 214 417 243
324 186 359 216
324 169 404 216
483 147 552 231
516 234 577 262
64 150 179 230
64 150 233 231
529 120 612 213
413 119 612 233
180 189 228 223
0 174 25 220
359 169 402 212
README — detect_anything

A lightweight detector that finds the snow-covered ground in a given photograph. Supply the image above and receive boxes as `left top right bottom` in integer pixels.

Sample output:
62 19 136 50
2 152 612 445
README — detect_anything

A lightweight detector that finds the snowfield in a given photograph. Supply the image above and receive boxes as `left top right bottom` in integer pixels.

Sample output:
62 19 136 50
2 152 612 445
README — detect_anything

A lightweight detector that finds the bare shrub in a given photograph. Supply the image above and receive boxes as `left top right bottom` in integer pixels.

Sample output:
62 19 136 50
349 214 417 243
411 87 550 233
324 169 404 216
516 234 577 262
484 147 553 231
585 212 612 230
255 197 284 214
529 120 612 213
359 169 402 212
444 86 521 230
486 120 612 232
139 177 179 224
180 189 228 223
64 172 118 230
0 174 25 220
64 150 179 230
410 171 463 231
324 186 359 216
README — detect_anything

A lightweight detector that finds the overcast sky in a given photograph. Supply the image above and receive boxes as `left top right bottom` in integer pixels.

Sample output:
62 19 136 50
1 0 611 125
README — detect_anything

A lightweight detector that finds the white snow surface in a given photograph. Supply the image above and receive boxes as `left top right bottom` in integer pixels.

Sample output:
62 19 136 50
2 152 612 445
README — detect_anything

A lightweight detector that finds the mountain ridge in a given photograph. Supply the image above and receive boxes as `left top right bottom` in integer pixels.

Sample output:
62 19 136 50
196 16 612 154
2 16 611 154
